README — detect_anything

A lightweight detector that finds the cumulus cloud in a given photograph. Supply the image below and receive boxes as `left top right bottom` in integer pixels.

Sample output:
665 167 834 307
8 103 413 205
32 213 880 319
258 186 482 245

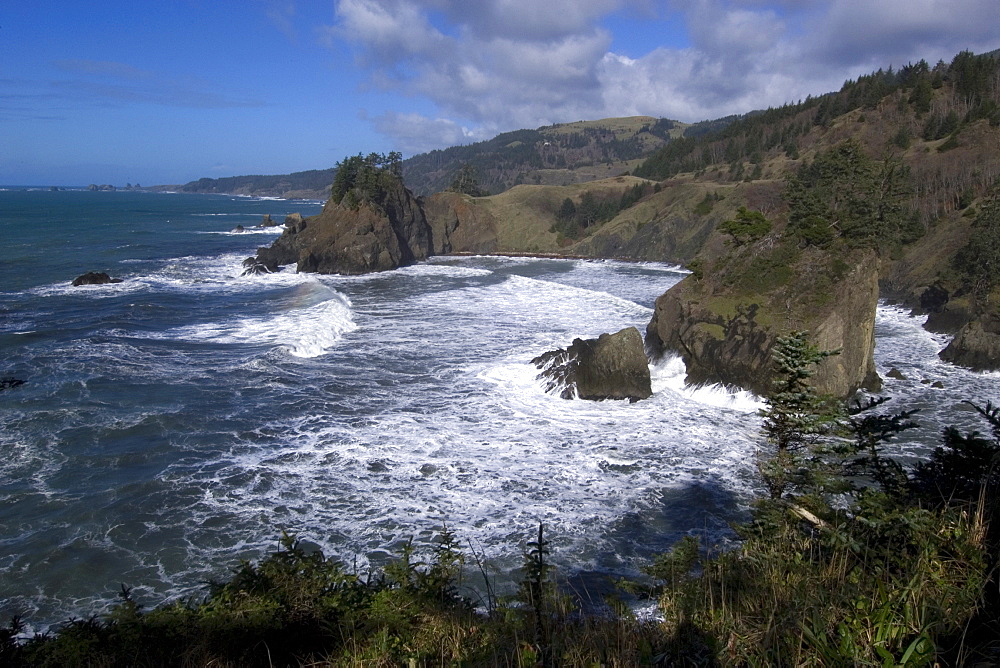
370 110 488 154
326 0 1000 152
805 0 1000 69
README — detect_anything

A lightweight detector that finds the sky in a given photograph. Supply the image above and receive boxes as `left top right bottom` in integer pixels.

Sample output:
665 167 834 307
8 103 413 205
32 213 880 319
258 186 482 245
2 1 999 186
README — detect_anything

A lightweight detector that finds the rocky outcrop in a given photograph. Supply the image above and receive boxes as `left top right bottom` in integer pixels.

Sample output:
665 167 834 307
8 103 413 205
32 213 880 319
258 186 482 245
646 244 882 399
256 178 432 275
532 327 652 402
259 214 277 228
72 271 122 286
241 257 271 276
940 314 1000 371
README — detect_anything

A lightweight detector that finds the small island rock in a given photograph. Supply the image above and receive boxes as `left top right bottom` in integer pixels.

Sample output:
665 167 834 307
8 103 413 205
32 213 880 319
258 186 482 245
532 327 652 402
72 271 122 286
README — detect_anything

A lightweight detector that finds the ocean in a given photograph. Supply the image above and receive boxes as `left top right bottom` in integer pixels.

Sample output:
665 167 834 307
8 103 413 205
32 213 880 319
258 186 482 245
1 188 996 629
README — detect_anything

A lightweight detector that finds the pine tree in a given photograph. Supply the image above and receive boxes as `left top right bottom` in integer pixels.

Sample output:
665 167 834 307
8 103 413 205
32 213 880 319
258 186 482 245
758 331 841 499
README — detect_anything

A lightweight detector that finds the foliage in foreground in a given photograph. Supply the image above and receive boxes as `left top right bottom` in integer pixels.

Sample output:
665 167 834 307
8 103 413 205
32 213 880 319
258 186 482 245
645 333 1000 666
3 335 999 666
0 524 669 667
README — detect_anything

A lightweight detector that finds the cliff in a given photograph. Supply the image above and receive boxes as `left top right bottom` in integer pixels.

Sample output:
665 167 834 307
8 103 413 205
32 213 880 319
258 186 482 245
646 230 881 398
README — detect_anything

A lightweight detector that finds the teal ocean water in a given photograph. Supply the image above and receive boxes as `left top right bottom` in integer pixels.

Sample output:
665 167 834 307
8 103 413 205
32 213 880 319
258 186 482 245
1 188 995 629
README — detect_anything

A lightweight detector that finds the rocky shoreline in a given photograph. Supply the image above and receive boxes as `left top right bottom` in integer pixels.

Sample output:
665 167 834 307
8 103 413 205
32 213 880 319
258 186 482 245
251 166 997 400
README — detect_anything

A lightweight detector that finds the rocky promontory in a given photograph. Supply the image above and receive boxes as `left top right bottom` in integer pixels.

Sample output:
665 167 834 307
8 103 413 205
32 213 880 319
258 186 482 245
646 196 883 400
940 314 1000 371
255 157 431 275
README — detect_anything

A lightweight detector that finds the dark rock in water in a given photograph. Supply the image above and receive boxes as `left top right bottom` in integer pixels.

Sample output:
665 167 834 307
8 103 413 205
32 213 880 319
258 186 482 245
886 367 907 380
72 271 122 286
0 377 26 392
259 214 277 228
241 257 272 275
232 224 245 233
939 315 1000 371
532 327 652 402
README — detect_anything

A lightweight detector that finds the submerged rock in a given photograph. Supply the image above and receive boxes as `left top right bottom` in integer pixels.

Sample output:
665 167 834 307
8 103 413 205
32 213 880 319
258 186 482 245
0 377 25 392
532 327 652 402
72 271 122 286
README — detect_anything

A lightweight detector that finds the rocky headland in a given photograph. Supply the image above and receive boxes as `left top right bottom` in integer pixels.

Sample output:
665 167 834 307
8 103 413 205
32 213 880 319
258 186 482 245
255 158 431 275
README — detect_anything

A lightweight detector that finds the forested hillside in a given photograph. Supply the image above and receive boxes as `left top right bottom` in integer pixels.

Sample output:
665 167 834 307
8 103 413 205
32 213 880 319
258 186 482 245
174 168 336 199
168 116 693 199
400 116 686 195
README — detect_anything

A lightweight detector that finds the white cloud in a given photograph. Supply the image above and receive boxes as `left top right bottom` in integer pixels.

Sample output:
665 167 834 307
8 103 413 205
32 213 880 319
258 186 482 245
371 110 487 154
332 0 449 66
326 0 1000 151
806 0 1000 69
436 0 624 41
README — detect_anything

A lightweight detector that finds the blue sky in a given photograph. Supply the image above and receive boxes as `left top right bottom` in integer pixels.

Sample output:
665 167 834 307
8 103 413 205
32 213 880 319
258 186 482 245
3 0 998 186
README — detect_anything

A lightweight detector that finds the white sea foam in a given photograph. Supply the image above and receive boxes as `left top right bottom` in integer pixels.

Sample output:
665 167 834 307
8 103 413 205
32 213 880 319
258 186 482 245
394 262 495 278
150 263 761 580
148 282 356 357
8 253 998 628
652 355 764 413
209 227 286 235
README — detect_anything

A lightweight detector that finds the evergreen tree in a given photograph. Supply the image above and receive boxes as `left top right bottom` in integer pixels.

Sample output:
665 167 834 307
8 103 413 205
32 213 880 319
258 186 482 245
953 184 1000 302
449 163 487 196
330 152 403 208
758 331 841 499
556 197 576 222
718 206 771 244
785 140 911 251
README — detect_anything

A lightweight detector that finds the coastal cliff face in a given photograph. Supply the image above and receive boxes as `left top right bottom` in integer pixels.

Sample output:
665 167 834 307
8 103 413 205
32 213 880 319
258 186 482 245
256 178 431 275
940 313 1000 370
646 238 881 399
422 191 500 255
